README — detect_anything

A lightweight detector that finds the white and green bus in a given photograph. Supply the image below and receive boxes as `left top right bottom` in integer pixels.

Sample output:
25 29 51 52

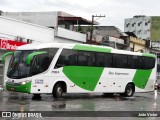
3 43 156 98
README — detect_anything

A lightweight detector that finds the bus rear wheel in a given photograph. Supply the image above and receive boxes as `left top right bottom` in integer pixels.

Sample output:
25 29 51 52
52 83 63 98
121 84 135 97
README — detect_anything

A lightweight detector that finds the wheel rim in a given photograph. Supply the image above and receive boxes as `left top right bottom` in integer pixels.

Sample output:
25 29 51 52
57 86 62 97
126 87 132 96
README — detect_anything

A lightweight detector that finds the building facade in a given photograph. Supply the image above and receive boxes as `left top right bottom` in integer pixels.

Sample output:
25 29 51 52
82 26 130 50
125 15 160 76
124 15 160 41
2 11 94 43
129 36 146 52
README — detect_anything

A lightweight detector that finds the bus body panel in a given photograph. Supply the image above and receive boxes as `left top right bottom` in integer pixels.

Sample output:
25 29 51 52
5 43 157 96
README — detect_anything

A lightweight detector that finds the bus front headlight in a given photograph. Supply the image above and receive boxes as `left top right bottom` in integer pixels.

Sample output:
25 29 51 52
21 81 26 85
20 80 30 85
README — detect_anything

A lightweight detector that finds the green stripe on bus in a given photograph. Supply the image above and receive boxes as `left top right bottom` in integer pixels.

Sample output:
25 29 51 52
142 53 156 58
26 51 47 64
132 69 152 89
2 52 14 63
73 45 111 53
63 66 104 91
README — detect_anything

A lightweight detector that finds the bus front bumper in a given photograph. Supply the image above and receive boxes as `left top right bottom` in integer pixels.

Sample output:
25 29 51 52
6 81 31 93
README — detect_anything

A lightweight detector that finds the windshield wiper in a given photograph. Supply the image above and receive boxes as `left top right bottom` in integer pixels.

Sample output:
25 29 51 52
8 67 17 78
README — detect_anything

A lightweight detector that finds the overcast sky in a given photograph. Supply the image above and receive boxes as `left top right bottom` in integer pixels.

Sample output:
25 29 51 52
0 0 160 31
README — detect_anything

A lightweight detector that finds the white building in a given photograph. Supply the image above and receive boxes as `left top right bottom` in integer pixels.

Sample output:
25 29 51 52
124 15 151 40
2 11 94 43
124 15 160 41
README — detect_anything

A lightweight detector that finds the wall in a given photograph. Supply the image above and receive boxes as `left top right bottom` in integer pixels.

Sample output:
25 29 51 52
2 12 58 28
0 16 55 43
2 12 87 43
55 37 82 43
129 36 146 52
124 16 151 40
57 27 86 43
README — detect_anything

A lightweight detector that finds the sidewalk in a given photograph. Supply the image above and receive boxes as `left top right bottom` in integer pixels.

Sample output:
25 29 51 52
0 85 5 91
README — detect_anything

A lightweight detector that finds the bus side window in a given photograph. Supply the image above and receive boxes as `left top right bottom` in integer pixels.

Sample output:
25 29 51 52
112 54 121 68
78 55 87 66
77 51 90 66
96 53 105 67
141 57 147 69
69 54 77 65
105 53 112 67
88 52 95 66
55 56 65 68
127 55 133 69
41 57 50 71
135 56 141 69
142 57 155 69
121 55 127 68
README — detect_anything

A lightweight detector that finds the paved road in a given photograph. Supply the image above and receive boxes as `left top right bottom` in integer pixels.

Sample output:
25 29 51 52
0 90 160 120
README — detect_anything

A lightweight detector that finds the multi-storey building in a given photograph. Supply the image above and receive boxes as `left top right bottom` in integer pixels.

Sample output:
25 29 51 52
125 15 160 76
124 15 160 41
1 11 94 43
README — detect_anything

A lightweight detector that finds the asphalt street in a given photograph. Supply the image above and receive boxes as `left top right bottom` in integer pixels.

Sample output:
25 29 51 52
0 90 160 120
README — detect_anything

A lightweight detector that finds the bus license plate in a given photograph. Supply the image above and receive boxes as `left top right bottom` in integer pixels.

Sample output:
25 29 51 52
10 88 15 91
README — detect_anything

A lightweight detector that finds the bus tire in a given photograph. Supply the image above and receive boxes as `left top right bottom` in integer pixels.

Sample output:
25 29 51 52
121 84 135 97
52 83 63 98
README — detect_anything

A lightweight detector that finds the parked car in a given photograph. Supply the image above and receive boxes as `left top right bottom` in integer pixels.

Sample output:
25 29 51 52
155 76 160 90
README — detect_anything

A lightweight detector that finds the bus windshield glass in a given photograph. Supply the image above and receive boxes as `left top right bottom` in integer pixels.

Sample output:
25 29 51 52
7 48 58 79
7 50 34 79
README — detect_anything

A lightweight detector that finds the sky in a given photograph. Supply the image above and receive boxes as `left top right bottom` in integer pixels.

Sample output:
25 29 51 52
0 0 160 31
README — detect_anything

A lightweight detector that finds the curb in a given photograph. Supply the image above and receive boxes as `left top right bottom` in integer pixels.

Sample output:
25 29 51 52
0 85 5 91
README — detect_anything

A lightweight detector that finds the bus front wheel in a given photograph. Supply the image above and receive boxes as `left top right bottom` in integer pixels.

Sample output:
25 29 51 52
121 84 135 97
52 83 63 98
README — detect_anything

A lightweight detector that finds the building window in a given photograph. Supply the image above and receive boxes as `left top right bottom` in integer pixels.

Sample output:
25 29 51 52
137 30 141 34
132 30 135 33
145 22 148 26
126 23 130 28
138 22 142 26
132 23 135 27
144 30 147 34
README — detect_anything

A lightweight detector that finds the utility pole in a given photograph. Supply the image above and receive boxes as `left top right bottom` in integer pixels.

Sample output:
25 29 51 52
90 15 105 43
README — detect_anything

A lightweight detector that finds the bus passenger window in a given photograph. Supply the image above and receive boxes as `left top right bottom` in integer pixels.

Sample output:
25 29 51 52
41 57 50 71
96 53 105 67
105 54 112 67
55 56 65 68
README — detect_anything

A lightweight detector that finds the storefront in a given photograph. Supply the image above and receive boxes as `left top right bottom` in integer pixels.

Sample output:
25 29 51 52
0 38 27 85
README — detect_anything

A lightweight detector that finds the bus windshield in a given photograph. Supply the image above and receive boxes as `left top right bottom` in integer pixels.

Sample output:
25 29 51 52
7 48 58 79
7 50 34 79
